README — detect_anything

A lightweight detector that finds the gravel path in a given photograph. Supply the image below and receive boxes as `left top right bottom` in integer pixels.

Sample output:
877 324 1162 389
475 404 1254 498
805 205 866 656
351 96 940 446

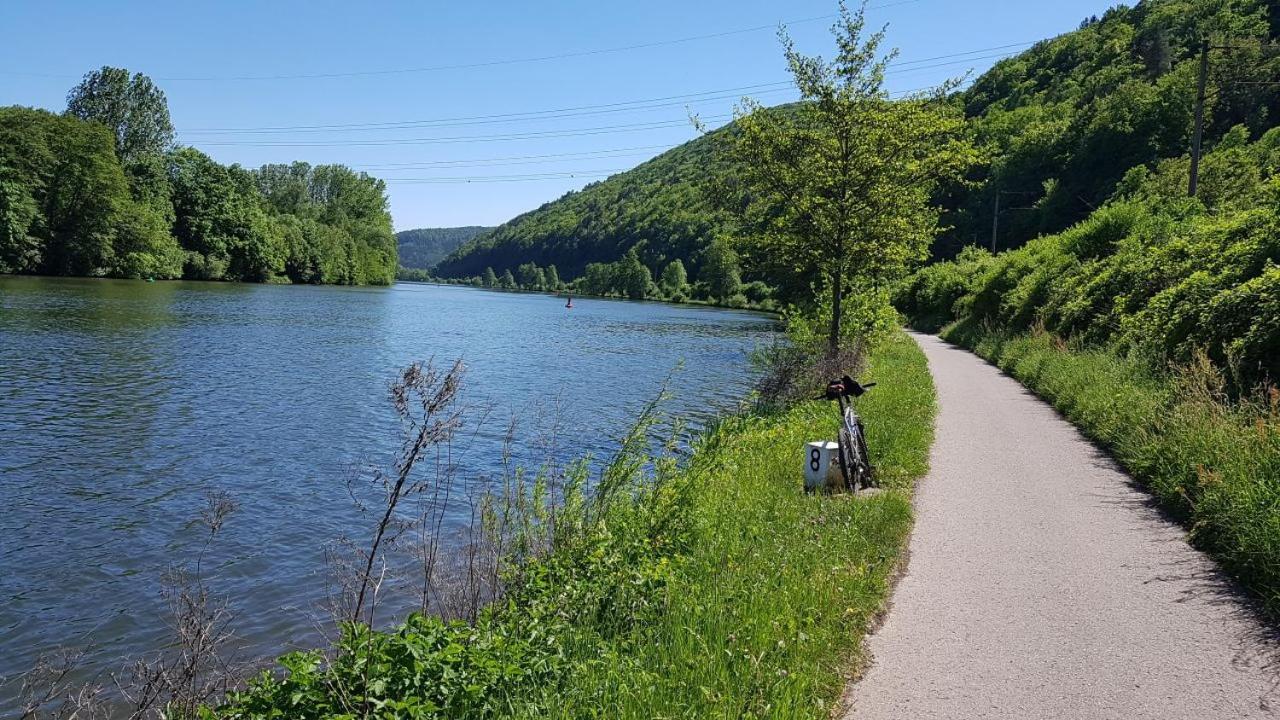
843 332 1280 719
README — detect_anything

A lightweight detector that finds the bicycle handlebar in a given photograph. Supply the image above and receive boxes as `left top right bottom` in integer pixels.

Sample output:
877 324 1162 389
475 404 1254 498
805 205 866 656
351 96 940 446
817 376 876 401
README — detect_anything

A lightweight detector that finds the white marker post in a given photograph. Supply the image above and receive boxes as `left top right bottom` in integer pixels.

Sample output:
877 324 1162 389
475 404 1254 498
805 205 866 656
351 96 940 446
804 441 840 491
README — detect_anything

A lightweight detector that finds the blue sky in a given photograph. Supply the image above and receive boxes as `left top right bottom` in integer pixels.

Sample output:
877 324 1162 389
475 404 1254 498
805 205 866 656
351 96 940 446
0 1 1118 231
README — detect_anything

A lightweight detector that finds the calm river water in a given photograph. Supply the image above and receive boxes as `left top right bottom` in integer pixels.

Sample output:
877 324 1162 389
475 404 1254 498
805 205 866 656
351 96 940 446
0 276 776 703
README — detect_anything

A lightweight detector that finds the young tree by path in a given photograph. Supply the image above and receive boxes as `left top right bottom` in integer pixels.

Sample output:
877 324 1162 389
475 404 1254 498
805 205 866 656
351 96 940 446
718 1 975 351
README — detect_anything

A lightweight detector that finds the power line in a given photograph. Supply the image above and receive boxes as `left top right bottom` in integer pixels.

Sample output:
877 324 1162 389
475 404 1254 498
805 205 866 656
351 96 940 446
190 116 728 147
361 151 662 172
2 1 924 82
351 144 673 169
186 79 948 149
883 50 1026 77
384 170 625 184
179 85 797 135
889 41 1034 68
178 43 1030 136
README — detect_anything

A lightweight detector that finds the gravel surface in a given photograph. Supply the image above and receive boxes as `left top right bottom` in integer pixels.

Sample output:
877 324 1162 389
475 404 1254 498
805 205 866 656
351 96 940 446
844 332 1280 719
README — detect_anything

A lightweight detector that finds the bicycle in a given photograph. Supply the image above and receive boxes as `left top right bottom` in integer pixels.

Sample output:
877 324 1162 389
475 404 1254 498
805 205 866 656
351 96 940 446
820 375 877 492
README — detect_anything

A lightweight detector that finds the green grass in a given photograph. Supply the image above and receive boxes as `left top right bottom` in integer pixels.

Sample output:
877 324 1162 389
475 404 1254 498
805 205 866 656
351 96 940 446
215 332 936 719
943 319 1280 611
530 331 935 718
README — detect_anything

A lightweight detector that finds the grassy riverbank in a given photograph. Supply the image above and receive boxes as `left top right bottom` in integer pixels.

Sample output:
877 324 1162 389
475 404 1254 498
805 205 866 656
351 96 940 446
215 332 934 719
939 320 1280 612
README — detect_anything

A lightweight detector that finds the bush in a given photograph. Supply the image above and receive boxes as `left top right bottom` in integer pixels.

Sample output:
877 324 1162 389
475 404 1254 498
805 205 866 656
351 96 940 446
741 280 773 304
1199 265 1280 388
898 129 1280 390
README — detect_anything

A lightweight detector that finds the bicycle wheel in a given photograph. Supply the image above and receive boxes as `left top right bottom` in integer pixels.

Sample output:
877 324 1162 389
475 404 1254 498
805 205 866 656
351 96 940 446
854 419 875 488
837 425 857 492
834 425 855 486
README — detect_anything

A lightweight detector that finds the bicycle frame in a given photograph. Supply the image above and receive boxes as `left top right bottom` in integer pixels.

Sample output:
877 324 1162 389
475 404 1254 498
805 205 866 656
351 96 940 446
835 388 874 491
838 396 865 465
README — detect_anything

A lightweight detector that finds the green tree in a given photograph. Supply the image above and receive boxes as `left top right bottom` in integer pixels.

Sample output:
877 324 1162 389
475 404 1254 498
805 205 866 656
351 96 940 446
65 67 174 162
500 268 516 289
111 196 183 279
482 266 498 288
254 161 396 285
700 239 741 301
580 262 615 295
168 147 281 281
722 1 973 349
660 259 688 292
545 264 562 290
16 110 132 275
615 247 652 299
0 168 40 273
517 261 544 290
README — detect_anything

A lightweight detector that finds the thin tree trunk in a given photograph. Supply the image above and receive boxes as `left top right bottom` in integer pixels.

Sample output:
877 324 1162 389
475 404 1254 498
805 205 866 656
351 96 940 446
828 267 843 354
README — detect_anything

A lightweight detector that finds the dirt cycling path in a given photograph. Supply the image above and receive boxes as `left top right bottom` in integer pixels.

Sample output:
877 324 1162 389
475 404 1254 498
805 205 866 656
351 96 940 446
843 332 1280 719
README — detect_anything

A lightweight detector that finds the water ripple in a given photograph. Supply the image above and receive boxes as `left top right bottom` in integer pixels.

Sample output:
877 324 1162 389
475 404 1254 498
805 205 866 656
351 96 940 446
0 277 776 701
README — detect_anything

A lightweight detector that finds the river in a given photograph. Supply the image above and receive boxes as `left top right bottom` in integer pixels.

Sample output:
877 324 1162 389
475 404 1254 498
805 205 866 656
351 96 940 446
0 276 776 706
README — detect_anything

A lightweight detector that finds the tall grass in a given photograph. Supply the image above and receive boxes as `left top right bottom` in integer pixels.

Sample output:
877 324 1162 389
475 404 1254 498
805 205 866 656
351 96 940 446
530 331 935 718
211 332 935 719
944 319 1280 610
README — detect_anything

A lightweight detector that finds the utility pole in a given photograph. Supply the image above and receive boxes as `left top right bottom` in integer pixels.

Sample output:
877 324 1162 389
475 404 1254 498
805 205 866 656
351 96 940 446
991 191 1001 252
991 190 1037 252
1189 42 1210 197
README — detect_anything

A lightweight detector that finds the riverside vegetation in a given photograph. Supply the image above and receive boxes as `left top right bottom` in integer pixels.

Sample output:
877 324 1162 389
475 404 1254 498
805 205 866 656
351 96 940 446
202 332 934 719
1 68 397 284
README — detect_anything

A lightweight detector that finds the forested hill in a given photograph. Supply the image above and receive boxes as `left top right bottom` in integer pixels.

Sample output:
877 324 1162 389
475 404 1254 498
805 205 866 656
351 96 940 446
433 124 732 282
397 226 493 270
438 0 1280 281
936 0 1280 257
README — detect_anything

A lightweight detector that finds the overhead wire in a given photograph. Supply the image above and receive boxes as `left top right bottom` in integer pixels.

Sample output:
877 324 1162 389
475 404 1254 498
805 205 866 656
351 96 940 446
2 0 924 82
351 144 674 169
191 115 731 147
176 43 1030 138
179 84 797 135
384 170 627 184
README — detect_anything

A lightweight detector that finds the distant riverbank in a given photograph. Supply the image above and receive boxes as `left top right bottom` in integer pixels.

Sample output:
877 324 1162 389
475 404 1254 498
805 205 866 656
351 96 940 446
395 276 782 315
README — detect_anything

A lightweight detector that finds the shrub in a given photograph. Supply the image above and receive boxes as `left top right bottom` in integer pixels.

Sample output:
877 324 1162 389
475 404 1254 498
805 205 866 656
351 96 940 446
899 130 1280 390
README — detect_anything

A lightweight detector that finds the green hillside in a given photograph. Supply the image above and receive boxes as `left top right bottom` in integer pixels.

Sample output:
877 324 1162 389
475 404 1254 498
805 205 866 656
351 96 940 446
397 226 492 270
936 0 1280 257
898 0 1280 381
438 0 1280 285
433 124 733 283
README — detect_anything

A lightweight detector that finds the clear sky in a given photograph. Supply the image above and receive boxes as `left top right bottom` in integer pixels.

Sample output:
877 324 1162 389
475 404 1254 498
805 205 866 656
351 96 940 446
0 1 1118 231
